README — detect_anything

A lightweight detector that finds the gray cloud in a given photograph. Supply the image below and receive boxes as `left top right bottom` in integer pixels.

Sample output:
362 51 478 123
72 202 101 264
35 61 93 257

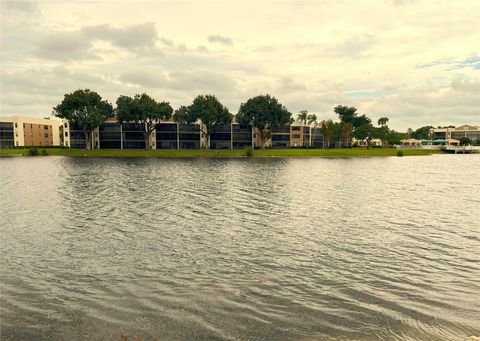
1 1 38 14
169 70 236 92
208 34 233 46
120 69 168 88
451 78 480 93
2 66 107 93
34 31 94 61
328 34 376 58
31 22 161 61
82 23 158 49
277 76 306 92
119 69 236 94
160 37 174 46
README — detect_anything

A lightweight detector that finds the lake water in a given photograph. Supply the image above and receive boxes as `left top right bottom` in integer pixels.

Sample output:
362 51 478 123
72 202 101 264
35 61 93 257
0 154 479 340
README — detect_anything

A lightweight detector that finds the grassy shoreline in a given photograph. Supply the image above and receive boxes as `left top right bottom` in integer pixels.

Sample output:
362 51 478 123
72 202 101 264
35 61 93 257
0 148 442 158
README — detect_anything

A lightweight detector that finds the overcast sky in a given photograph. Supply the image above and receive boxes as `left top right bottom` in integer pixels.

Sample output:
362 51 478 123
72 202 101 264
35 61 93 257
1 0 479 130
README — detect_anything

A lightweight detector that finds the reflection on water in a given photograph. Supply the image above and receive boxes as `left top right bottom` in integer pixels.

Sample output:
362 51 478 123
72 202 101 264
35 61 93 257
1 155 479 340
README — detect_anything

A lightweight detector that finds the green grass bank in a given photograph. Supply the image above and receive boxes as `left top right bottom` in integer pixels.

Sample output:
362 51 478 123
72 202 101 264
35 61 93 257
0 148 442 158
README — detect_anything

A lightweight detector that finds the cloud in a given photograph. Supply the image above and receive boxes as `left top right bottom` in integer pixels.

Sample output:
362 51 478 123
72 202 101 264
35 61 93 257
327 34 376 59
119 69 236 93
119 69 168 88
277 76 306 92
2 66 107 93
1 1 38 14
169 70 236 92
33 31 94 61
160 37 174 46
208 34 233 46
451 78 480 93
82 23 158 49
30 22 162 61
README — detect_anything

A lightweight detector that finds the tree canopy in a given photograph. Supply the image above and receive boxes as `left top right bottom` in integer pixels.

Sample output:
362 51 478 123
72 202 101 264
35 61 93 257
410 126 433 140
378 117 389 126
53 89 113 149
334 105 358 124
237 94 291 148
173 95 231 148
116 93 173 149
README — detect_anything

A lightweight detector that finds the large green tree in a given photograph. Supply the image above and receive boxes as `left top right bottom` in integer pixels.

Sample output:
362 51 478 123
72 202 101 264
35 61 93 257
334 105 372 147
334 105 358 124
411 126 433 140
459 137 472 146
353 123 378 148
53 89 113 149
387 130 408 146
116 93 173 149
174 95 231 149
237 94 291 148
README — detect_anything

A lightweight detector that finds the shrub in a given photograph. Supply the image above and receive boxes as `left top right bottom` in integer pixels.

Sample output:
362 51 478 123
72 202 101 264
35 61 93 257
396 149 404 157
243 146 253 157
27 148 39 156
40 149 48 155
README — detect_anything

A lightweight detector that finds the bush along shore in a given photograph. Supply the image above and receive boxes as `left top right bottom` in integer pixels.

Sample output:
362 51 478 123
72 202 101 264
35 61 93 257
0 147 442 158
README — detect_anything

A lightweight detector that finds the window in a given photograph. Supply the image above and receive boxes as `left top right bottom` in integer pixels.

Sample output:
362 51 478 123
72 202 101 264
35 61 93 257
30 124 33 128
14 123 17 128
292 134 301 138
45 133 49 138
64 123 68 128
44 125 49 129
292 126 300 131
65 132 68 137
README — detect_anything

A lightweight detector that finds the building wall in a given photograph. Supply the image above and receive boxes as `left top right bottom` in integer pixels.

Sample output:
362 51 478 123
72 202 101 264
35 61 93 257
271 127 290 148
0 122 14 148
22 123 54 146
0 116 61 147
432 125 480 143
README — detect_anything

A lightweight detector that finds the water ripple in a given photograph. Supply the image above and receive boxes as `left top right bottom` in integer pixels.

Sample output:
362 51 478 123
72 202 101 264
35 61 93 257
1 154 479 340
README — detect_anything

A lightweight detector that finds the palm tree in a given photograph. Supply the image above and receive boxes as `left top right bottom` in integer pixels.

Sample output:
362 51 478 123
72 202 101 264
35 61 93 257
297 110 308 125
307 114 317 126
378 117 389 127
341 122 353 148
321 120 336 148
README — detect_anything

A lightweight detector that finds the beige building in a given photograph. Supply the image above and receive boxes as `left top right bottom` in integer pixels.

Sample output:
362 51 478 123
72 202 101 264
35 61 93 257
0 116 62 148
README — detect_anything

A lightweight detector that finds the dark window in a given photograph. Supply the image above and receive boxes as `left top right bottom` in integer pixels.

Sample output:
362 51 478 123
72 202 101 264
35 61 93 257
45 133 49 138
14 123 17 128
65 132 68 137
292 126 301 131
292 134 301 138
64 123 68 128
44 125 49 129
31 124 33 128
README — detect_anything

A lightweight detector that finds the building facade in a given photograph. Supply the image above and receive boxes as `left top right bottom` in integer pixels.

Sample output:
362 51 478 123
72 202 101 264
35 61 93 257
0 116 62 148
62 119 254 150
432 125 480 143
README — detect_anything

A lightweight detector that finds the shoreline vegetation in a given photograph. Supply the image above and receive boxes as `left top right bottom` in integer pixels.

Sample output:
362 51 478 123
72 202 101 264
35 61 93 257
0 148 442 158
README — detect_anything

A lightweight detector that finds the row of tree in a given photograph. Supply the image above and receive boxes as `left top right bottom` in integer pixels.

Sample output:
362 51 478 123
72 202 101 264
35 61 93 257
53 90 294 149
53 89 404 150
295 106 405 148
